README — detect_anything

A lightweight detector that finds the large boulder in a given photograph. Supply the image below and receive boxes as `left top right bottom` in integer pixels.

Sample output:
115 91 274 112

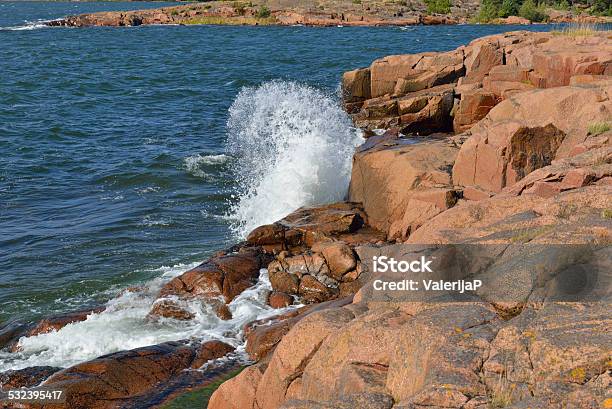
157 246 270 308
346 49 463 134
349 136 459 239
453 81 612 193
342 67 371 106
37 340 234 409
369 50 464 98
453 89 496 132
247 202 367 252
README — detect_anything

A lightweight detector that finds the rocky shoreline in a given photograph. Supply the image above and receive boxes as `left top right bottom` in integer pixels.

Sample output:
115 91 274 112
44 0 611 27
2 29 612 409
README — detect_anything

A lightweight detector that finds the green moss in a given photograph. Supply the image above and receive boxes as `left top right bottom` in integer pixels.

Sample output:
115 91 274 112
159 367 244 409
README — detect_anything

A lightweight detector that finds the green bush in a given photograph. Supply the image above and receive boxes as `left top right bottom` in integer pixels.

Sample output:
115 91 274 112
424 0 452 14
519 0 547 21
498 0 520 16
592 0 612 15
553 0 570 10
475 0 502 21
256 5 271 18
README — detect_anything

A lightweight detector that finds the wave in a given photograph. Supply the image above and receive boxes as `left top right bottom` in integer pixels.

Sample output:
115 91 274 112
0 22 48 31
226 80 363 238
0 265 289 371
183 153 231 178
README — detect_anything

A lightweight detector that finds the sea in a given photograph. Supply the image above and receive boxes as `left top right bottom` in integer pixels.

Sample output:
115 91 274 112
0 1 559 371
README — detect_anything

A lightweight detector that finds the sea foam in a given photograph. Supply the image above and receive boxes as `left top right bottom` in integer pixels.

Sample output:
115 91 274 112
227 81 363 238
0 265 287 371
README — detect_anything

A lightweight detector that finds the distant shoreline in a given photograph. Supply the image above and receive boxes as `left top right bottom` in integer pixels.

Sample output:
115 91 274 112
43 0 612 28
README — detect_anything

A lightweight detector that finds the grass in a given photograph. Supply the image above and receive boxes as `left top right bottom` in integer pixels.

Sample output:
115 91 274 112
487 366 516 408
184 15 277 25
510 226 553 242
588 121 611 136
158 367 244 409
602 209 612 219
556 203 577 219
552 23 608 38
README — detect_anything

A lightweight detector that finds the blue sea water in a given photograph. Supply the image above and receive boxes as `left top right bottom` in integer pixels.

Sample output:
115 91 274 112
0 2 560 329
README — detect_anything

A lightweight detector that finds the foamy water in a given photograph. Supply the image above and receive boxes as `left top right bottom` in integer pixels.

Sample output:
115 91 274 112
0 266 290 371
183 153 231 178
227 81 364 237
0 22 48 31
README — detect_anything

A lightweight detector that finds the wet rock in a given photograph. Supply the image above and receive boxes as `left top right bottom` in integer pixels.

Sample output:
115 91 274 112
26 307 104 337
0 366 60 389
267 252 338 303
159 246 270 307
268 291 293 309
148 299 195 321
269 269 301 295
0 321 31 351
214 302 233 321
39 339 233 409
191 340 235 369
299 275 336 304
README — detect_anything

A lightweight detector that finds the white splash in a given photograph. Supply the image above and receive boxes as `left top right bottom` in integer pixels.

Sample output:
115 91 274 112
227 81 363 238
0 265 287 372
183 153 230 178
